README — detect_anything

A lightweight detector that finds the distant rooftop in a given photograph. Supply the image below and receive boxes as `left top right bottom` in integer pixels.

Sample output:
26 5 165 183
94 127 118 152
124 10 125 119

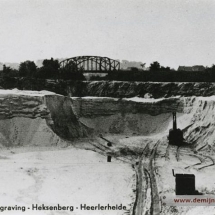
178 65 205 71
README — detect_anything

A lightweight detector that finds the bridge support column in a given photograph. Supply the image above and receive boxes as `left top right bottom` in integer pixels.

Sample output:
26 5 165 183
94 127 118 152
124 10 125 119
96 58 98 71
87 59 89 71
91 59 93 71
100 58 102 71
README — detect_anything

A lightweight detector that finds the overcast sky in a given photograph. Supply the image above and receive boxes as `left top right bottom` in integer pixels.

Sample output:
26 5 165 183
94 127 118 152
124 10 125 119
0 0 214 68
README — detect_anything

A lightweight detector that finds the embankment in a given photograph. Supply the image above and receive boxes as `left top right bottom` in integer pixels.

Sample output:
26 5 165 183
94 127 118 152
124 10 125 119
2 78 215 98
67 81 215 98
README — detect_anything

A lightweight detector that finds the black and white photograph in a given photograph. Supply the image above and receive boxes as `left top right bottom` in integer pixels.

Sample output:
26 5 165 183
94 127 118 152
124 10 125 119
0 0 215 214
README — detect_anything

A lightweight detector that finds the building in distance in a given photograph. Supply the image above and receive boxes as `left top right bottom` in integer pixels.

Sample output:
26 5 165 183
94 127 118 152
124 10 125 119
178 65 205 72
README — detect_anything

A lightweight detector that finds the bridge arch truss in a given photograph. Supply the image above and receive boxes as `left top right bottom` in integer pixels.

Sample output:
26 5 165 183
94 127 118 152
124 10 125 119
60 56 120 72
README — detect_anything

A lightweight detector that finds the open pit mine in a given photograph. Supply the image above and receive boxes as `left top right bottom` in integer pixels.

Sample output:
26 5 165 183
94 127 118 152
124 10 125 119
0 85 215 215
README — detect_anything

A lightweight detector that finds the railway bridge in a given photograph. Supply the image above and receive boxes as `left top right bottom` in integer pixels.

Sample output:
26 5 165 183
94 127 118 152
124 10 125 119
60 56 120 73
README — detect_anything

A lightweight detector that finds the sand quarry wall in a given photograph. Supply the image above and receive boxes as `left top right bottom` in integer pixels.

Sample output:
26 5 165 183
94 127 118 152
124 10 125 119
71 96 215 149
3 79 215 98
71 97 184 135
0 90 214 149
0 92 90 147
67 81 215 98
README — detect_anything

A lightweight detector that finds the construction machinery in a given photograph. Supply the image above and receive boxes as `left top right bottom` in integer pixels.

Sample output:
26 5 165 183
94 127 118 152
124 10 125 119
172 169 202 195
168 112 183 146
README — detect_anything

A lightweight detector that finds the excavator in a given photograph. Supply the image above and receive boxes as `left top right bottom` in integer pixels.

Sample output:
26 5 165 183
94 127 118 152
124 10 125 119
168 112 183 146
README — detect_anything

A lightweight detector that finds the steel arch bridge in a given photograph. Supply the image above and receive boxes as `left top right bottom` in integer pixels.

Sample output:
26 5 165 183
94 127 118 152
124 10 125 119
60 56 120 73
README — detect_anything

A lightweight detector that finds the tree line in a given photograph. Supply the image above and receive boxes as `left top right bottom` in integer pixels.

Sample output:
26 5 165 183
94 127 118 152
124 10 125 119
2 59 215 82
90 61 215 82
1 58 85 80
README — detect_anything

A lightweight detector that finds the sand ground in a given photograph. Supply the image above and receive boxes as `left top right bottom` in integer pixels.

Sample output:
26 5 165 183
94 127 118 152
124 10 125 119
0 146 135 215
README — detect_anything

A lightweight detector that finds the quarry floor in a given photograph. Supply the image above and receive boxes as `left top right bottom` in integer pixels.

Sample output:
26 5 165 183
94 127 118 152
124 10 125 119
0 145 135 215
1 135 215 215
73 134 215 215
